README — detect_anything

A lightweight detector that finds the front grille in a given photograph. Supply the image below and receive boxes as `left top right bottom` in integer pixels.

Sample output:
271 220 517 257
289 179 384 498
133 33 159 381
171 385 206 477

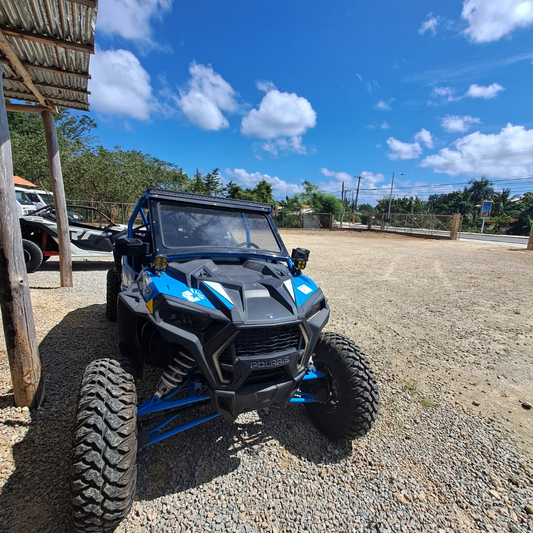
234 324 303 357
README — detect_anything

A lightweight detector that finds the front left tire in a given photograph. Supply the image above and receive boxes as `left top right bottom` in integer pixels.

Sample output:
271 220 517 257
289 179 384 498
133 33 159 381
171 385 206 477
71 357 137 532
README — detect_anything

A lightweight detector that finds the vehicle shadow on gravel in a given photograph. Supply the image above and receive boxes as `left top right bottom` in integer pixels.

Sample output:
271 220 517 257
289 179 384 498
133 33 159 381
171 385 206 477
35 260 113 272
0 304 352 531
0 304 118 532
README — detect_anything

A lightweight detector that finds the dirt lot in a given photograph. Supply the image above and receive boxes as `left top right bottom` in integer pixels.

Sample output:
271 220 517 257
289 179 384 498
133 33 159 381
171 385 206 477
281 229 533 454
0 229 532 532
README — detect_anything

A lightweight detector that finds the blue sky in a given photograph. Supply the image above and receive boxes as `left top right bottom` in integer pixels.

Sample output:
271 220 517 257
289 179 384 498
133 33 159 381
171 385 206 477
88 0 533 204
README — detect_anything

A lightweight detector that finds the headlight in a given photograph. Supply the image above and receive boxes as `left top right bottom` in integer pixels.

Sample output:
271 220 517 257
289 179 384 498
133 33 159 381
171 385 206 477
165 312 211 331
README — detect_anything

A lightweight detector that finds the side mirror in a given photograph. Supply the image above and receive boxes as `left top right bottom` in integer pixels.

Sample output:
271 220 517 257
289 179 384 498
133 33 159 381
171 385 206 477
115 237 149 257
291 247 310 273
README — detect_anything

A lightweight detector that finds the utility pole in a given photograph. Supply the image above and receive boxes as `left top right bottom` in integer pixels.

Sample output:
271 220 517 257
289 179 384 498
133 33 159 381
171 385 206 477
387 172 404 224
387 172 395 222
354 175 363 215
340 181 345 228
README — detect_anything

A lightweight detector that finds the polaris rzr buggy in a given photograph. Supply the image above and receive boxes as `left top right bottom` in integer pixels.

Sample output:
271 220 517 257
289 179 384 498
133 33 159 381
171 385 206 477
20 205 126 273
71 189 379 532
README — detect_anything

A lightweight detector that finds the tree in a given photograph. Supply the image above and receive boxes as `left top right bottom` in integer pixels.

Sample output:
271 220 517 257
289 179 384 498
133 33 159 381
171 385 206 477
468 176 494 207
252 179 275 204
203 167 223 196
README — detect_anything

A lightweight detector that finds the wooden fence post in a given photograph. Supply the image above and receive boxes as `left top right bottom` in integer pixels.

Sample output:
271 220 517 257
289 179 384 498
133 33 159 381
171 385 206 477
0 70 44 407
42 110 73 287
450 213 461 241
380 215 385 232
367 215 372 231
329 213 333 230
527 223 533 250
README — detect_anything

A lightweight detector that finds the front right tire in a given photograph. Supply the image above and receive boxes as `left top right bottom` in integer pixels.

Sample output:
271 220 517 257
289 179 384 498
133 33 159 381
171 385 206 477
71 358 137 532
305 332 379 441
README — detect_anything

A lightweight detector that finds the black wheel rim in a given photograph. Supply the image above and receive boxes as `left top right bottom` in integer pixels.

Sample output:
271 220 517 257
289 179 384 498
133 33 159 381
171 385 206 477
313 359 340 413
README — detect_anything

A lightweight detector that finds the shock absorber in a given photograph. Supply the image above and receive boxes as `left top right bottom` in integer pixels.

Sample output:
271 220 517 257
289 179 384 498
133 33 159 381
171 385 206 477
155 351 195 397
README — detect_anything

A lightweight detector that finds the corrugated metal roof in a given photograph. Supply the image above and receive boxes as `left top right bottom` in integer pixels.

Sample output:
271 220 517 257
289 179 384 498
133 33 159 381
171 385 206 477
0 0 97 111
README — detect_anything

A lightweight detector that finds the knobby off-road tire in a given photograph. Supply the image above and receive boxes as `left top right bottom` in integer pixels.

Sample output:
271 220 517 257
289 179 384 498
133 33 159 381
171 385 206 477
71 358 137 533
306 332 379 441
22 239 43 273
106 268 120 322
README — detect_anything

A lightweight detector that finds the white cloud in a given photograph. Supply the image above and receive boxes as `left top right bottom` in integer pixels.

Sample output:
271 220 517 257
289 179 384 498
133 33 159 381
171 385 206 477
89 48 153 120
241 88 316 139
380 121 390 129
241 85 316 154
431 86 459 103
317 169 385 195
224 168 302 198
419 14 439 35
386 138 423 160
441 115 481 132
375 100 392 110
261 136 307 156
420 123 533 177
465 83 505 99
320 168 352 182
431 83 504 104
414 128 434 149
462 0 533 43
97 0 172 46
256 80 277 93
175 63 239 130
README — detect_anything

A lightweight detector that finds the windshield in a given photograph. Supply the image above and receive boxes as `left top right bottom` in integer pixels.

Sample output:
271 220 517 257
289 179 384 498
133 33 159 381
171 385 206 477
156 202 281 254
16 191 33 205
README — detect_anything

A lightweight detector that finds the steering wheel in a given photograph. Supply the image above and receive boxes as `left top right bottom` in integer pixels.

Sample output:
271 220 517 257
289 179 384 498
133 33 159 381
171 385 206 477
237 242 260 249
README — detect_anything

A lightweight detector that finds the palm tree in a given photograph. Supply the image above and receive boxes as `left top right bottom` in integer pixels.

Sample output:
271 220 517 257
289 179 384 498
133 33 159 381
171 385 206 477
454 187 472 215
492 188 512 216
468 176 494 207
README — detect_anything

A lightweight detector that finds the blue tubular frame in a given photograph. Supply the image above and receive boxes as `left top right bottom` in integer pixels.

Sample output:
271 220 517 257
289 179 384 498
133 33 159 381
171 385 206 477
136 367 326 447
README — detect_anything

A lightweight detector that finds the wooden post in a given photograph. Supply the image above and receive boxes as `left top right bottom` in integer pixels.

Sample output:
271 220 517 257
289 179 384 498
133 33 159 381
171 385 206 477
41 110 73 287
367 215 372 231
329 213 333 230
0 69 44 407
450 213 461 241
527 223 533 250
380 215 385 232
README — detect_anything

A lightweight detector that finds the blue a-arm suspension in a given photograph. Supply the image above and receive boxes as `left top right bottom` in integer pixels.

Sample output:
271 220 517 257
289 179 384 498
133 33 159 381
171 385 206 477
137 366 326 447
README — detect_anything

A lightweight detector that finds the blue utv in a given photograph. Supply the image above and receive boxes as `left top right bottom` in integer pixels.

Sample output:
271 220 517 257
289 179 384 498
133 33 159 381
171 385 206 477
71 189 379 532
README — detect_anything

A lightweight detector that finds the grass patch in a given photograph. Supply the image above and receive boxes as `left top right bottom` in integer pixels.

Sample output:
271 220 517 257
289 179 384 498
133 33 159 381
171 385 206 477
402 380 418 393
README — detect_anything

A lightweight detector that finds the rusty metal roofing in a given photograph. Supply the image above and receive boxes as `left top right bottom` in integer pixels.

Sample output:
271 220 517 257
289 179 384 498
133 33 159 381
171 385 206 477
0 0 97 111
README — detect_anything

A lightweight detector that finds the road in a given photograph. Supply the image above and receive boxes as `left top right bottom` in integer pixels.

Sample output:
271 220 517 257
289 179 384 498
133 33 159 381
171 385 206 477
335 223 529 248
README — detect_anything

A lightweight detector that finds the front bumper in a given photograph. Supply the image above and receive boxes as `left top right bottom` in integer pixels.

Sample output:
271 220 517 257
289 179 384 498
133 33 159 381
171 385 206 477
117 285 329 419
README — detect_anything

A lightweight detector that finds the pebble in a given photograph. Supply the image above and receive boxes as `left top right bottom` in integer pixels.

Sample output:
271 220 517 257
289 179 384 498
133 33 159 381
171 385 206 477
0 258 532 533
521 402 532 410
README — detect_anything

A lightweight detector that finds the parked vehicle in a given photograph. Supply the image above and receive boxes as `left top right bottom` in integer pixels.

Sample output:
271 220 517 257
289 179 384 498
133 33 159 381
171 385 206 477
23 188 54 210
14 187 37 217
70 189 380 532
19 205 126 273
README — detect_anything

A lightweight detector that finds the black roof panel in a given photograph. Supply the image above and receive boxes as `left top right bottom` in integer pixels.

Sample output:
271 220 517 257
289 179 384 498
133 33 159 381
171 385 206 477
146 188 273 212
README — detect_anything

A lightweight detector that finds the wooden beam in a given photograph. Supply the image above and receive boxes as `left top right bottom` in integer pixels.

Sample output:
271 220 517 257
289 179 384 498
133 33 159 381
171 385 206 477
37 83 89 96
0 26 94 54
0 31 51 109
3 76 89 96
0 70 44 408
528 223 533 250
42 110 73 287
5 103 50 114
0 57 91 79
4 90 86 111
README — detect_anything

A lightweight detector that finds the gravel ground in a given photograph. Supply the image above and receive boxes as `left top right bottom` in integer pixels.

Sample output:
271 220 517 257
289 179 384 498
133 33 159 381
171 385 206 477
0 231 532 533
